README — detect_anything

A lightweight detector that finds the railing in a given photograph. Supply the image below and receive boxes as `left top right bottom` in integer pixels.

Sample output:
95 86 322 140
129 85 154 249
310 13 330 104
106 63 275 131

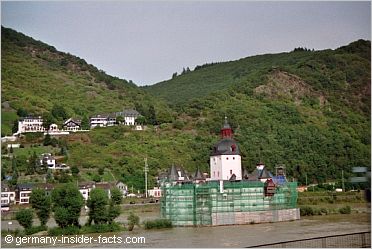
246 231 371 248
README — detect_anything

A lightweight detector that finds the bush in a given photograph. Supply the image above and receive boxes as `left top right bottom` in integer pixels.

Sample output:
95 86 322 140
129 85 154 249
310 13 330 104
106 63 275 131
80 223 122 234
127 213 140 231
300 206 314 216
339 205 351 214
143 219 172 229
15 209 34 229
25 225 47 235
48 226 80 236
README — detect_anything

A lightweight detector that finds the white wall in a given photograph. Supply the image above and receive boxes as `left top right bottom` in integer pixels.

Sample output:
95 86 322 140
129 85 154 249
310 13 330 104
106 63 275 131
210 155 242 180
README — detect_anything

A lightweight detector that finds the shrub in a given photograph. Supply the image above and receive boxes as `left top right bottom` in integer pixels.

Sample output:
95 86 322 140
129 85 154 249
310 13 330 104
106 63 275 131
25 225 47 235
300 206 314 216
339 205 351 214
80 223 121 234
15 209 33 229
48 226 80 236
143 219 172 229
127 213 140 231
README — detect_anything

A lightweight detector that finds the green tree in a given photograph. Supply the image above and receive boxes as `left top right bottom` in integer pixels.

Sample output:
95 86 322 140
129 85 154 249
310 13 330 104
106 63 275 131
135 116 147 125
15 209 33 229
81 116 90 130
148 105 157 125
42 112 55 132
98 167 104 176
116 115 124 125
71 166 80 176
110 187 122 205
12 120 18 134
51 104 68 121
30 188 51 226
51 184 84 228
16 107 28 117
43 134 52 146
26 151 38 175
107 203 120 224
86 188 108 225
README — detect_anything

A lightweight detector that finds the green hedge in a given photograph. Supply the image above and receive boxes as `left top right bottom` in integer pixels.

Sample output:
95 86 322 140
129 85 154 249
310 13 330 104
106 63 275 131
143 219 172 229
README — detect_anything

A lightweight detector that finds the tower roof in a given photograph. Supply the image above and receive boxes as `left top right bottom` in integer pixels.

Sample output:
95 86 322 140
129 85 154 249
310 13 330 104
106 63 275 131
193 167 205 180
211 138 240 156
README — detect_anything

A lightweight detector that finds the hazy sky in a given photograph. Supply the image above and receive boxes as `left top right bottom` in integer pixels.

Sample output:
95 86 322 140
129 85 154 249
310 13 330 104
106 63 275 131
1 1 371 86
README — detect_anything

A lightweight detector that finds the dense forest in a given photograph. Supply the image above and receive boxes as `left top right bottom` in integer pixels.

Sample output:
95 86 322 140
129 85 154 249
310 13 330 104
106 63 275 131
1 26 370 191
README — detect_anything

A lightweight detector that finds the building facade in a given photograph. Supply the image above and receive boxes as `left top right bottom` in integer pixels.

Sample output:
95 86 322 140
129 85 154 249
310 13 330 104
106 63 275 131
17 116 45 134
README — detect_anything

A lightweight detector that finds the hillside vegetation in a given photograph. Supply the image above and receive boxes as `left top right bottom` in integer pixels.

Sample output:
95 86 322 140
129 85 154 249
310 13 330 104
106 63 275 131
1 26 173 135
1 26 370 192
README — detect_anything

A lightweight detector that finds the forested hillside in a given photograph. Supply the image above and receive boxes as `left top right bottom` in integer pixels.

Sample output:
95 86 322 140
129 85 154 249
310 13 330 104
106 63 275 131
1 26 174 136
1 26 370 191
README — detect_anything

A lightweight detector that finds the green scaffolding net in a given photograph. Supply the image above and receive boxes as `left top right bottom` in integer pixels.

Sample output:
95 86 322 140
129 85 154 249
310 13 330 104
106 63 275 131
161 181 298 226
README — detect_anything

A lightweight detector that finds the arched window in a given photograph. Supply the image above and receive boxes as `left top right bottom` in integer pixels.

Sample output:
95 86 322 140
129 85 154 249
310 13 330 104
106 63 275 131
231 144 236 152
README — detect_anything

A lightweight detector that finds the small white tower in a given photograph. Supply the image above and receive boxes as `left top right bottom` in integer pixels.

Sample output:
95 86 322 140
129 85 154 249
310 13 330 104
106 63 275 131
210 117 242 181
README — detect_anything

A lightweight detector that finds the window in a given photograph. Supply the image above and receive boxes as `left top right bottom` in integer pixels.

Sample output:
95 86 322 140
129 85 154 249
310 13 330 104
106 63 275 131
226 157 229 160
230 170 232 175
233 157 235 160
218 172 220 177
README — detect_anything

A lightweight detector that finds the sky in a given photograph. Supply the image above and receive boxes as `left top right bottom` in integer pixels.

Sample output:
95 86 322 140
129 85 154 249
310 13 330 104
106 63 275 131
1 1 371 86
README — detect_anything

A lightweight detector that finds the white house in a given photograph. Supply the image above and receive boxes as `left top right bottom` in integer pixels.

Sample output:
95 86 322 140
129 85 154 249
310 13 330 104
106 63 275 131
90 114 116 128
1 183 15 209
39 153 56 169
148 187 162 198
78 182 95 201
120 109 140 126
17 116 45 134
210 118 242 181
116 181 128 197
16 183 33 204
49 123 59 132
63 118 81 131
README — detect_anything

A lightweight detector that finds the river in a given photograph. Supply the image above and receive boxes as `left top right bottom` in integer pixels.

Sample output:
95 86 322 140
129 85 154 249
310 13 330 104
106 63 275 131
2 207 370 247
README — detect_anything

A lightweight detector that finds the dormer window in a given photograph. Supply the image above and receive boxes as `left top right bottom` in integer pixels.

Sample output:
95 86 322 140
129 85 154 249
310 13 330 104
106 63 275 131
231 144 236 152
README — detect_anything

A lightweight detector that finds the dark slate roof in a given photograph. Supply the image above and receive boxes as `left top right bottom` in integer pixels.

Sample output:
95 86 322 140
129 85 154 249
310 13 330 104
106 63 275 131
63 118 81 126
211 138 240 156
193 167 205 180
17 183 33 190
167 165 190 182
116 109 140 117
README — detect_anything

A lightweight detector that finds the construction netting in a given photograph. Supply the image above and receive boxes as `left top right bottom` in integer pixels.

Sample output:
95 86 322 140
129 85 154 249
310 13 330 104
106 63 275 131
161 181 298 226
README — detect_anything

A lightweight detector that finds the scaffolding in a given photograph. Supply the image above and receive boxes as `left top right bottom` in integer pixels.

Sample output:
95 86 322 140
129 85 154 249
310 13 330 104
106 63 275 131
161 181 298 226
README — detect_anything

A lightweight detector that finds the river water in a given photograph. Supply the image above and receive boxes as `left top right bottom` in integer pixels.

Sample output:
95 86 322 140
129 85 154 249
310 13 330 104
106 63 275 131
2 208 370 247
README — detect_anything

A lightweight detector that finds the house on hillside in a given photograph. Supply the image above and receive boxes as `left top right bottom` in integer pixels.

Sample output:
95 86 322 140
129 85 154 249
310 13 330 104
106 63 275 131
116 109 140 126
63 118 81 131
16 183 33 204
17 116 45 134
89 114 116 128
116 181 128 197
1 183 16 210
95 182 114 198
148 187 162 199
39 153 56 169
78 182 95 201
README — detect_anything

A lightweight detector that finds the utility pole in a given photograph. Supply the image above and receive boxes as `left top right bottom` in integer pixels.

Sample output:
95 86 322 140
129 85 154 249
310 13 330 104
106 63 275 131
305 174 308 186
144 157 148 198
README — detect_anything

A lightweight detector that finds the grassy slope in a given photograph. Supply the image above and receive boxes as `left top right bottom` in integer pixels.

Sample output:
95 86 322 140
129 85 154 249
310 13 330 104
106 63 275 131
1 27 173 135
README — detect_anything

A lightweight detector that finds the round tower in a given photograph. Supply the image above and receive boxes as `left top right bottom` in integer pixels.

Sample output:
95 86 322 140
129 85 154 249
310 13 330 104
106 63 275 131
210 117 242 180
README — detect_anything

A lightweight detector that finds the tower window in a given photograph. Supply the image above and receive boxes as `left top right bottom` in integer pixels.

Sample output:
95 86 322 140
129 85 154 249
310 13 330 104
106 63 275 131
226 157 229 160
233 157 235 160
230 170 232 175
218 172 220 177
